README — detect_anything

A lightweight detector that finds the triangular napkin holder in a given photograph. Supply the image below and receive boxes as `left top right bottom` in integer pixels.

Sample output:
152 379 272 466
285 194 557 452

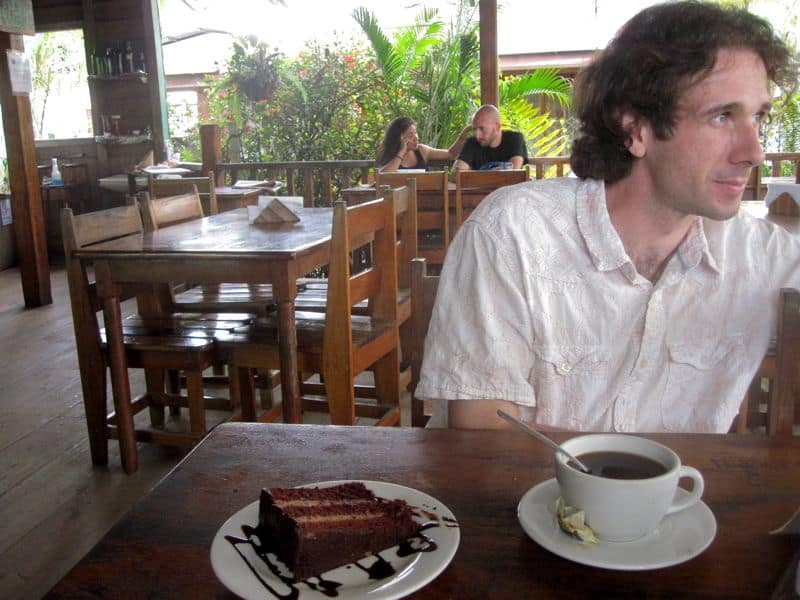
248 198 300 224
764 182 800 217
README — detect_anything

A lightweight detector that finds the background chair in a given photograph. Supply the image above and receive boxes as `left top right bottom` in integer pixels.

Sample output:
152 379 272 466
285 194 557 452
734 287 800 435
296 183 417 394
61 203 254 470
220 195 402 426
376 171 448 272
453 168 530 234
148 170 219 215
409 257 440 427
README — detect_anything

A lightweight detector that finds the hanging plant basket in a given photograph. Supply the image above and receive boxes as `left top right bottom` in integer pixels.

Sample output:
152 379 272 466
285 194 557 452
228 37 281 103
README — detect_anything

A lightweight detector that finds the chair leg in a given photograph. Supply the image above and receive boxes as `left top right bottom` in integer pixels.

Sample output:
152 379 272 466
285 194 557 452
166 369 181 417
145 368 166 427
186 371 206 435
372 348 401 425
323 366 356 426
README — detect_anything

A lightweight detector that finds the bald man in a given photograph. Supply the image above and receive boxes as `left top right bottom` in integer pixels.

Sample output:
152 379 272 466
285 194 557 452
453 105 528 171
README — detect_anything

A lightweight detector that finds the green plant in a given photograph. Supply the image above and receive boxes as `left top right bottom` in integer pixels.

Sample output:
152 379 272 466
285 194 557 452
353 1 572 159
227 36 281 103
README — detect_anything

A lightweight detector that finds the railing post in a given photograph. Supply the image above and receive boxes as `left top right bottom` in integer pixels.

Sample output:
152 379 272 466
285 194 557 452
200 123 222 185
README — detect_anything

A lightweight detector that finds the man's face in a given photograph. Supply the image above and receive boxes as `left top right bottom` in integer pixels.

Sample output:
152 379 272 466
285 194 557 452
472 112 501 147
636 49 770 221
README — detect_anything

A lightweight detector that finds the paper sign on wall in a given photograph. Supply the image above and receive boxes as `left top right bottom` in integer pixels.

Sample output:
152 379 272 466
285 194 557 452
6 50 31 96
0 197 12 226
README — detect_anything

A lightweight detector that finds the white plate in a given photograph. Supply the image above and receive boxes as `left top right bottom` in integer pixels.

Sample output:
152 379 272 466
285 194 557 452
210 480 459 599
517 478 716 570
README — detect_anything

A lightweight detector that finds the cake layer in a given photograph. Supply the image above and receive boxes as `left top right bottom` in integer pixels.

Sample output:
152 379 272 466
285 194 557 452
258 482 420 580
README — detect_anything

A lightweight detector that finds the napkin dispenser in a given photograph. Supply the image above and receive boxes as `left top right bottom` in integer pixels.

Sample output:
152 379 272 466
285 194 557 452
764 183 800 217
248 197 300 224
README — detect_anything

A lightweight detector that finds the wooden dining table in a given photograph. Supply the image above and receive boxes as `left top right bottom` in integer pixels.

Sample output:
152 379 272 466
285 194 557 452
74 208 333 473
46 423 800 598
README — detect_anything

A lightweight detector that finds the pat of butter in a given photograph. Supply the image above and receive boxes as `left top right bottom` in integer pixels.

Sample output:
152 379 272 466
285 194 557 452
556 497 598 544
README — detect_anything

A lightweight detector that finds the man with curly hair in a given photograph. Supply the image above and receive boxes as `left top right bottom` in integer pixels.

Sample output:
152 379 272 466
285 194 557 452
417 1 799 432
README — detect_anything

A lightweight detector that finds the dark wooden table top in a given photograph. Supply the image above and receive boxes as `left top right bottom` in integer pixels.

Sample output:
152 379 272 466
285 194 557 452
74 207 333 262
47 423 800 598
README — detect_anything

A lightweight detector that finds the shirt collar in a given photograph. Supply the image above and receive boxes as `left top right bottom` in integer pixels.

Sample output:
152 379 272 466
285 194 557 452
576 179 720 279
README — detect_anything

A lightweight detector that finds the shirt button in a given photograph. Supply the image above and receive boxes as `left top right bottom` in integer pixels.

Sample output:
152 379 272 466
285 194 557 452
560 362 571 373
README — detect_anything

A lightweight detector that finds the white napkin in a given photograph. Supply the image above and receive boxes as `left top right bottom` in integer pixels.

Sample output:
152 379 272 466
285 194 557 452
247 197 300 224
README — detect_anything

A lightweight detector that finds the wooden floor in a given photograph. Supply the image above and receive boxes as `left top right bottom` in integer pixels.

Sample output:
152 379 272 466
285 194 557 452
0 264 409 599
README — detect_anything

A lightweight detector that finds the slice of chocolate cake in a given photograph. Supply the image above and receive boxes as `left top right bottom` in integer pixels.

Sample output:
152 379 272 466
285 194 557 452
257 481 421 581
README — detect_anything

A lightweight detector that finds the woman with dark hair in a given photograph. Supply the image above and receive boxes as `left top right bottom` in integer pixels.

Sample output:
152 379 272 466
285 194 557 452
376 116 471 173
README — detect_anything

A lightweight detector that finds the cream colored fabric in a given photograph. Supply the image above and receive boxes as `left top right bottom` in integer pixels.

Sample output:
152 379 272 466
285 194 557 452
417 177 800 432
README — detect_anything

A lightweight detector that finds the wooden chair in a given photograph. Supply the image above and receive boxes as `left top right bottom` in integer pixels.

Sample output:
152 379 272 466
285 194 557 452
295 183 417 393
453 168 530 233
148 170 219 215
409 257 440 427
219 196 402 426
139 189 275 317
735 288 799 435
377 171 448 270
61 203 255 470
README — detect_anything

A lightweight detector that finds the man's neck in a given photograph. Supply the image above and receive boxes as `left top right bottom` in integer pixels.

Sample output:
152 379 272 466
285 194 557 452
604 176 695 283
489 130 503 148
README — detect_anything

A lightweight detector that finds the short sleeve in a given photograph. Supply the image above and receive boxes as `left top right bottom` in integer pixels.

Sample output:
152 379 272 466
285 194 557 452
416 219 537 405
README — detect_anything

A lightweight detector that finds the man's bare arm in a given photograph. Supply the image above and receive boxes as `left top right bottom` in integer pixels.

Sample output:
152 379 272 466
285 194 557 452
448 399 521 429
509 155 525 170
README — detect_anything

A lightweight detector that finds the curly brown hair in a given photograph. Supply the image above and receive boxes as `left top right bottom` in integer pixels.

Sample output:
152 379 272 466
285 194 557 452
570 1 797 184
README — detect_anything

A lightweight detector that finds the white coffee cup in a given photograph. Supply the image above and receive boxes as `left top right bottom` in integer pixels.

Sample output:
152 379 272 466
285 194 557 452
554 434 704 542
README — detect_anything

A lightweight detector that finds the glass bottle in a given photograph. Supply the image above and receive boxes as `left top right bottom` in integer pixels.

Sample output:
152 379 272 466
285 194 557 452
124 41 134 74
50 158 62 186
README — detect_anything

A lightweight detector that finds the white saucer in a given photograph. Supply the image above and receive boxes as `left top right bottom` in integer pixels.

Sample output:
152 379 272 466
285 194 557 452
517 478 716 570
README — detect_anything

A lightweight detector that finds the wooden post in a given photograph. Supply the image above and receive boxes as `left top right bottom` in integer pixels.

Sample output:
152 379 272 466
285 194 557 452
0 32 51 307
479 0 499 107
200 123 221 184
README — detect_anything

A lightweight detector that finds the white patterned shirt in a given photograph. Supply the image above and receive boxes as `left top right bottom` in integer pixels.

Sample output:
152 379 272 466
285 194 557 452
416 177 800 432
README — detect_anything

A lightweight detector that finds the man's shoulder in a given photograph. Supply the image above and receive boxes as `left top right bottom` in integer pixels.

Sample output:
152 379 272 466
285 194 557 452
474 177 587 221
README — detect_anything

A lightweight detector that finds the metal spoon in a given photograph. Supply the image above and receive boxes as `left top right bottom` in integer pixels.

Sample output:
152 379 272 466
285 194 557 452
496 409 591 474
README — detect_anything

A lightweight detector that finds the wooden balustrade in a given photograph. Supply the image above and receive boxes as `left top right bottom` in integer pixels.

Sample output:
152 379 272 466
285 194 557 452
211 152 800 206
214 160 374 207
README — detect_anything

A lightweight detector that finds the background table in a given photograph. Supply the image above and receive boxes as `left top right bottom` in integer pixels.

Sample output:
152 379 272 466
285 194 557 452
47 423 800 598
74 209 332 473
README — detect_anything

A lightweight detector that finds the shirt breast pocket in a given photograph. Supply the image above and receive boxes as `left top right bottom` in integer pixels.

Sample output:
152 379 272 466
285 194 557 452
661 336 745 431
532 344 610 426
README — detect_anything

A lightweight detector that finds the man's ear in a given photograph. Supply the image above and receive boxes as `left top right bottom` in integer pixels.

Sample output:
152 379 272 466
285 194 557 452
620 111 647 158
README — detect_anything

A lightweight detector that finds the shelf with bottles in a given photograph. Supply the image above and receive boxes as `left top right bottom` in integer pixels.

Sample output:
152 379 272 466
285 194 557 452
89 41 148 80
88 71 148 84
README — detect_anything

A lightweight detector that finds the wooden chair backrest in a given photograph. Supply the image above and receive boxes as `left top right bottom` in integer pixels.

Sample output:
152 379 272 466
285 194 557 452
323 197 398 377
379 181 418 291
454 168 530 231
409 257 440 426
61 203 145 334
148 171 218 215
376 171 449 251
773 287 800 435
139 189 205 232
735 287 799 436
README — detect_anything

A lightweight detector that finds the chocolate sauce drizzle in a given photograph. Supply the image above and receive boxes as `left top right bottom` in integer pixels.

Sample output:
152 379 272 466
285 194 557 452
225 506 458 599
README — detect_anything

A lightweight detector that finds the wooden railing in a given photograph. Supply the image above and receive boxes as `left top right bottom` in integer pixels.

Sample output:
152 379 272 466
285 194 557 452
211 152 799 206
214 160 374 207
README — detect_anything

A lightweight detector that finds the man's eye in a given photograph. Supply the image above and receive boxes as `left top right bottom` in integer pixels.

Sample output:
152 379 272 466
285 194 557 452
711 113 729 124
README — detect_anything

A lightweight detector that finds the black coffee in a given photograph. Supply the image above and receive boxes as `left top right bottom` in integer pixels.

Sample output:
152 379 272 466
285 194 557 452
575 451 668 480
